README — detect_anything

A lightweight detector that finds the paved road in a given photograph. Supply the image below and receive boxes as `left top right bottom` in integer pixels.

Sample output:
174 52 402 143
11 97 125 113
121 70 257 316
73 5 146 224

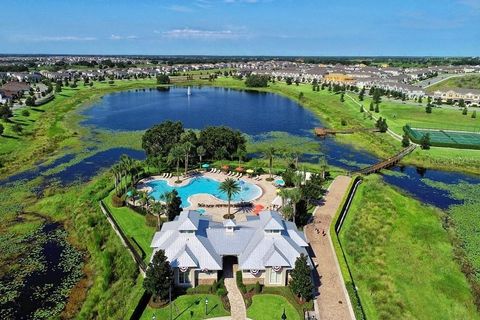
305 175 356 320
224 278 247 320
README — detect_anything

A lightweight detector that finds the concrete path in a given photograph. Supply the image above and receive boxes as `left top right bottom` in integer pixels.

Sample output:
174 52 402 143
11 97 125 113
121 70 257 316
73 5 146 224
224 278 247 320
304 175 356 320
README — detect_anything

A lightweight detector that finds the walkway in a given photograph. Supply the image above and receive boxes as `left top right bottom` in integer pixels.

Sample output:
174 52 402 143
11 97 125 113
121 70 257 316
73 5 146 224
224 278 247 320
304 175 355 320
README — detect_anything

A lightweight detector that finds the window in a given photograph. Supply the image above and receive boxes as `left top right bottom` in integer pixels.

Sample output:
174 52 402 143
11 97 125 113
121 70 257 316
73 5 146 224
269 269 282 284
178 270 190 285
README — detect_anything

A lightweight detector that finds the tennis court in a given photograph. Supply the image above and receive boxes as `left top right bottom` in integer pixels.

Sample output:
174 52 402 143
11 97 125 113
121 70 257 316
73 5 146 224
404 125 480 149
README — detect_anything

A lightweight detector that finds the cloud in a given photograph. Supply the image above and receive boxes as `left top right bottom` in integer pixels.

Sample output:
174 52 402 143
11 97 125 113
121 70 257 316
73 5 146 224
22 35 97 42
167 5 193 12
161 28 246 39
110 34 138 40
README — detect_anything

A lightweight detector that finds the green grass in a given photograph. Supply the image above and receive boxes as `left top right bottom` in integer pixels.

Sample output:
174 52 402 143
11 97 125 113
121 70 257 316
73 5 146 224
247 294 300 320
140 294 229 320
104 191 156 261
339 175 479 320
426 74 480 92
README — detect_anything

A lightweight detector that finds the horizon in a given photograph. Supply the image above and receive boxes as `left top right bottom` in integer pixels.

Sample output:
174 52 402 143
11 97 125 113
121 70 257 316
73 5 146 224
2 0 480 56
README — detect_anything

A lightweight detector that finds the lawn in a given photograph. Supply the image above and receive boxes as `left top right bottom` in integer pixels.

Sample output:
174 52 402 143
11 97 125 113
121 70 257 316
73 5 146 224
339 175 479 319
247 294 300 320
140 294 229 320
104 190 156 261
426 74 480 92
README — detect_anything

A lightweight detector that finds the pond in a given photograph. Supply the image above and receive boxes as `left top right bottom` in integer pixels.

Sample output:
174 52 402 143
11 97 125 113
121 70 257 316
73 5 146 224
81 86 480 209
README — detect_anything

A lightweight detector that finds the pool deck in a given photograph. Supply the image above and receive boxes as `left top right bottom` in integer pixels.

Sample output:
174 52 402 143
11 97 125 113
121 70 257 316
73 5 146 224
137 171 280 222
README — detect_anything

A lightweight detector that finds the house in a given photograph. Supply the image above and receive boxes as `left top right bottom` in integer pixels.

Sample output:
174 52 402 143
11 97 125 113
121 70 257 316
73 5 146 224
433 88 480 105
150 210 310 288
0 81 31 101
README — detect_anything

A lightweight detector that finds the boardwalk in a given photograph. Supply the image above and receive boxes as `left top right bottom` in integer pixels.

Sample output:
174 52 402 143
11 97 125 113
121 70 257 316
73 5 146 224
314 127 379 137
304 176 355 320
355 144 416 175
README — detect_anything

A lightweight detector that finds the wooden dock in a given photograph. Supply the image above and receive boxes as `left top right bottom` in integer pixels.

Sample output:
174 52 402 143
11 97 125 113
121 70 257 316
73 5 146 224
314 127 380 137
354 144 416 175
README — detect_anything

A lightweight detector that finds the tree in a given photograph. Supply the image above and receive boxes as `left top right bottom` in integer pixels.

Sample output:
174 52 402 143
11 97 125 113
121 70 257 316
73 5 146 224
369 102 374 112
166 190 182 221
425 104 432 114
289 254 314 302
286 188 302 224
420 133 431 150
375 117 388 133
374 103 380 113
142 121 184 158
285 77 293 85
358 87 365 101
402 133 410 147
12 123 22 134
359 105 364 113
340 93 345 102
235 147 247 166
143 250 174 302
219 178 240 217
198 126 246 160
459 99 465 108
472 111 477 118
168 144 184 182
197 145 206 169
263 146 276 181
25 96 35 106
245 74 269 87
301 174 324 207
182 141 194 175
0 123 4 136
21 109 30 117
372 88 382 104
0 105 13 121
150 201 166 230
462 107 468 115
156 74 170 84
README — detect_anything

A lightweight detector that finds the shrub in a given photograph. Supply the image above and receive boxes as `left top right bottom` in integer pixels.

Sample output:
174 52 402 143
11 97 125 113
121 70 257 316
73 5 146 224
22 109 30 117
216 288 227 297
236 270 247 293
341 119 347 126
111 194 125 207
254 281 262 294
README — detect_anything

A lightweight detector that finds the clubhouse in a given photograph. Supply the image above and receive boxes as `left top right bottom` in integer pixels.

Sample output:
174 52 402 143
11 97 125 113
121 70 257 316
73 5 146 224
150 209 310 287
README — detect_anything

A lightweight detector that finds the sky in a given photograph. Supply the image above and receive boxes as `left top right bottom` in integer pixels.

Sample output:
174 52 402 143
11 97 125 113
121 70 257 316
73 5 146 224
1 0 479 56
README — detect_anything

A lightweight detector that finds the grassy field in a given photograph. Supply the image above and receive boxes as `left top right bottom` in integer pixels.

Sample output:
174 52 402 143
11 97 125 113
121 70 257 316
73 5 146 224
339 175 479 320
247 294 300 320
426 74 480 92
104 191 156 261
140 294 229 320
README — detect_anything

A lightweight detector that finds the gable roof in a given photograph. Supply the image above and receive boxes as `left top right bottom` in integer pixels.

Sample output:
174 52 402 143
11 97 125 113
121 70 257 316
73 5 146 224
151 210 309 271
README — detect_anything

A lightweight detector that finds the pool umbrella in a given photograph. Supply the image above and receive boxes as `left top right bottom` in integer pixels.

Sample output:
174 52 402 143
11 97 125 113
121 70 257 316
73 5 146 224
235 167 245 172
222 165 230 171
246 169 254 174
201 163 210 169
253 204 265 215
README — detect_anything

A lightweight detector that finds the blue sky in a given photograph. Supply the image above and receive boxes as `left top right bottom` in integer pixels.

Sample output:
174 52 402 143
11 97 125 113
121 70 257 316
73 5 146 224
1 0 479 56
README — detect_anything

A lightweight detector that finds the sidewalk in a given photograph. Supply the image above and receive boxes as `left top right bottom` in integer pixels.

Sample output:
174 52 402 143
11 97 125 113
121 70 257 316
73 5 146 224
304 175 355 320
224 278 247 320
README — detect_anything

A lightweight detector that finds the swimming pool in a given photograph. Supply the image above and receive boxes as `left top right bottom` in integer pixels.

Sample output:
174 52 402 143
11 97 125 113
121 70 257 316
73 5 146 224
145 176 262 207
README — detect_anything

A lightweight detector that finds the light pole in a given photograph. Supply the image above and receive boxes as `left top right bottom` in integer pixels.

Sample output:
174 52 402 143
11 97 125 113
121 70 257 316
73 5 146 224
281 308 287 320
205 297 209 315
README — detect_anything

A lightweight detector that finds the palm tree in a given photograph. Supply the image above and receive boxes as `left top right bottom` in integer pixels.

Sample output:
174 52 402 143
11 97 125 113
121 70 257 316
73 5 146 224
183 141 194 175
219 178 241 217
288 188 302 224
168 145 184 183
110 164 121 196
197 145 206 170
263 146 276 181
235 147 247 166
150 201 166 230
